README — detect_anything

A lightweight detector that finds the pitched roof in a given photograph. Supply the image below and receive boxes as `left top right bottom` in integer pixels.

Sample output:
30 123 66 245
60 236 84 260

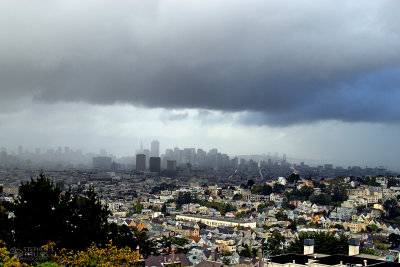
145 253 193 267
194 261 223 267
190 236 202 243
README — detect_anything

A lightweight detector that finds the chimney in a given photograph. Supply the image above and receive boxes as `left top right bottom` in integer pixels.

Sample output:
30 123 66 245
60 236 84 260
211 248 216 261
258 248 263 267
171 247 176 263
304 239 314 255
364 259 367 266
349 238 360 256
308 258 319 267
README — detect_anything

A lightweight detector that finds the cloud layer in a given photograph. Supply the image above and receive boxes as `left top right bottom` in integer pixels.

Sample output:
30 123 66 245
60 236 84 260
1 0 400 125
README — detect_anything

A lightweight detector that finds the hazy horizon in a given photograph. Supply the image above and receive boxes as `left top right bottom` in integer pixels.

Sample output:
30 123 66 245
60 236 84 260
1 1 400 171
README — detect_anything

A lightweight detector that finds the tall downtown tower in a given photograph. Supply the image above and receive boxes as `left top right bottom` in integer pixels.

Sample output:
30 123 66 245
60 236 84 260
151 140 159 157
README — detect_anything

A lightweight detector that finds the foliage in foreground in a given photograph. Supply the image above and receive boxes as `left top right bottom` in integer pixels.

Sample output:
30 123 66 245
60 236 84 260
0 173 158 257
0 240 27 267
0 240 141 267
51 241 140 267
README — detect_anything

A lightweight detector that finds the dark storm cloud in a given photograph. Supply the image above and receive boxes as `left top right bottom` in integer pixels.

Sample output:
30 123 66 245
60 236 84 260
160 111 189 122
1 0 400 126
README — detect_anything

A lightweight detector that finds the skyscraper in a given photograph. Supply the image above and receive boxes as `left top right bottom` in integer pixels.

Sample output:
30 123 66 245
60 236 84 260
149 157 161 173
136 154 146 172
151 140 159 157
92 156 112 170
167 160 177 171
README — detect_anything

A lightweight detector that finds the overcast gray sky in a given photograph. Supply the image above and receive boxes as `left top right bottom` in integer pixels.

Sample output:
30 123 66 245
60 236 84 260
1 0 400 170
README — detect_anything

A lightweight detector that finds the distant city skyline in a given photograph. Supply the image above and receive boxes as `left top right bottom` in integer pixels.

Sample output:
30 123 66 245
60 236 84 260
0 142 393 171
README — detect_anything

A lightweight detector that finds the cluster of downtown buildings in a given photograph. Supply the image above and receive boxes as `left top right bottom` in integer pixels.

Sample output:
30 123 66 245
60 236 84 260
92 140 238 175
0 142 392 180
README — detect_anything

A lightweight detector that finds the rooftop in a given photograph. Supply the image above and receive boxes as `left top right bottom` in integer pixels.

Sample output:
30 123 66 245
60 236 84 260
176 214 254 224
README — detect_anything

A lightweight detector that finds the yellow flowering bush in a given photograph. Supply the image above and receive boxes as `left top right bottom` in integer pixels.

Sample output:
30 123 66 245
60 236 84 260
0 240 28 267
52 241 140 267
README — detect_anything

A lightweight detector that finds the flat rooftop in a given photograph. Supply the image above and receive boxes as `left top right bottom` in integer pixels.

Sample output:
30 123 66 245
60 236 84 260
176 214 255 224
269 254 400 266
270 254 313 265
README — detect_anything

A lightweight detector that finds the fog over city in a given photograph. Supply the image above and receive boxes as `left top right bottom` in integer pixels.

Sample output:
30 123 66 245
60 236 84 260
1 0 400 170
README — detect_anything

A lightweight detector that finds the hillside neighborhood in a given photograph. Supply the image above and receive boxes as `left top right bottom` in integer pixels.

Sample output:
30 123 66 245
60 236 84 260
4 170 400 266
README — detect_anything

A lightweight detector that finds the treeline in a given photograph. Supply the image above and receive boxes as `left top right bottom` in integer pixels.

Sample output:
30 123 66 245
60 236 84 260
174 192 237 214
249 176 348 207
0 173 157 257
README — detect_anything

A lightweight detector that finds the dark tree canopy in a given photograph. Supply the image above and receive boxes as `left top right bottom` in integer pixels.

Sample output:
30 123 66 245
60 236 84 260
287 173 300 185
3 173 152 253
384 198 400 219
12 173 66 247
0 201 12 244
262 229 285 255
286 232 348 255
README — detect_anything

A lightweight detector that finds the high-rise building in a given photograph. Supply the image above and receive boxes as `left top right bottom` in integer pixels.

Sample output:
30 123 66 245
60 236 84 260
149 157 161 173
151 140 159 157
92 156 112 170
167 160 177 171
136 154 146 172
99 148 107 156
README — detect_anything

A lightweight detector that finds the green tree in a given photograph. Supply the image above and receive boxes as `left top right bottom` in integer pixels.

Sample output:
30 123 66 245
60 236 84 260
333 186 348 202
247 180 255 188
310 193 332 205
107 223 135 248
0 202 12 244
176 192 194 208
236 211 244 219
132 230 157 257
287 186 314 201
387 178 397 188
261 184 273 195
287 173 300 188
64 186 110 249
286 232 348 254
272 183 285 194
159 236 189 255
388 233 400 249
384 198 400 219
222 256 231 265
334 224 344 229
151 183 178 194
364 177 380 187
132 201 144 214
360 247 376 255
12 173 66 247
288 220 297 230
262 229 284 255
297 218 308 225
11 173 111 250
239 244 252 258
233 194 243 200
275 211 285 221
161 203 167 214
374 235 388 250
